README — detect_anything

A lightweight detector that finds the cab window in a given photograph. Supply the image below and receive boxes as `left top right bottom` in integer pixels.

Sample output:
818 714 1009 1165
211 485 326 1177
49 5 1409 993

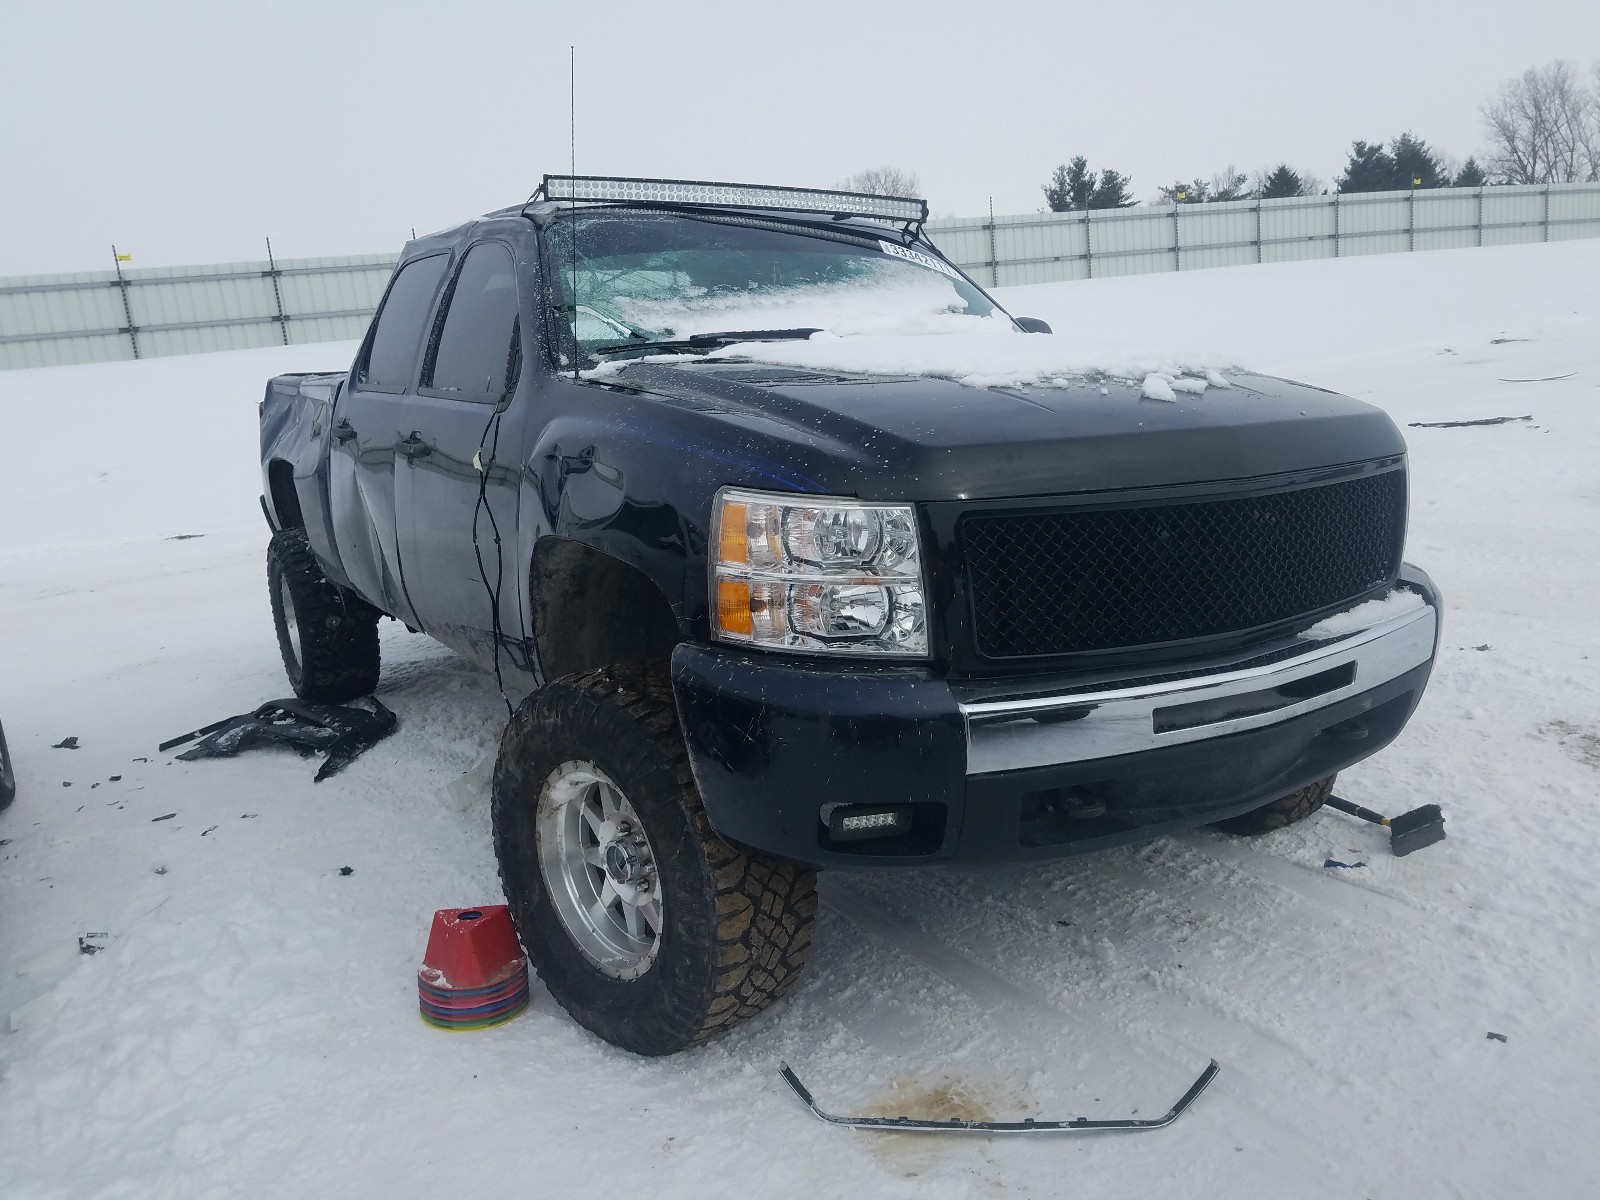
359 254 448 391
425 243 522 400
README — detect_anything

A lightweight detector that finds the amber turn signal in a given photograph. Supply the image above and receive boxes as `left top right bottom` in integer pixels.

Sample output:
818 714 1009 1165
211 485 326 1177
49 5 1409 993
717 501 749 566
717 577 754 636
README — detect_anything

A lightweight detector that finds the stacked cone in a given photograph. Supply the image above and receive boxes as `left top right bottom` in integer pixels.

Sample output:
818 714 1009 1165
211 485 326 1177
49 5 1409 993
418 906 530 1031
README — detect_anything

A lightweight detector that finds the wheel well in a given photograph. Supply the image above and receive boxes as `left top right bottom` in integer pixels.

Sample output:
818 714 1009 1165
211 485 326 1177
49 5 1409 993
267 460 304 530
533 537 681 682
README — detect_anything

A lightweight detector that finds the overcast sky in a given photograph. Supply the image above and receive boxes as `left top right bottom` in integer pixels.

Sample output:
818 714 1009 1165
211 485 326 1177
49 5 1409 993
1 0 1594 275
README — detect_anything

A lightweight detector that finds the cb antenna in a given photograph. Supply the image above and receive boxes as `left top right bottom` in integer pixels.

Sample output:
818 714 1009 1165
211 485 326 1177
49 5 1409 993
569 45 579 380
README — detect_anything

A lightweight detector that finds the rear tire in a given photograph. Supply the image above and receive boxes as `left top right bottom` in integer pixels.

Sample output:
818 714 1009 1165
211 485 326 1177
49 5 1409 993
267 528 381 702
1212 774 1335 835
492 663 817 1055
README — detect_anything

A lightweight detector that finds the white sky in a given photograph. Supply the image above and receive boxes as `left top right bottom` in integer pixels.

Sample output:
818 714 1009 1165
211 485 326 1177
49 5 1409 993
1 0 1595 275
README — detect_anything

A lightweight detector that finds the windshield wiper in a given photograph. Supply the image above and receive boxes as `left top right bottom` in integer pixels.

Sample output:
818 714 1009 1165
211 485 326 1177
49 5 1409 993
592 328 821 358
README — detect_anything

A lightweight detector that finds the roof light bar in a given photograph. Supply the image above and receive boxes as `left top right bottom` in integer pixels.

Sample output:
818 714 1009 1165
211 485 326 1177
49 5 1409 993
541 175 927 223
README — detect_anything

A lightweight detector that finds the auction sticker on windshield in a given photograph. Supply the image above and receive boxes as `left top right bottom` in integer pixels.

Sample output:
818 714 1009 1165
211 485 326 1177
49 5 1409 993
877 241 962 280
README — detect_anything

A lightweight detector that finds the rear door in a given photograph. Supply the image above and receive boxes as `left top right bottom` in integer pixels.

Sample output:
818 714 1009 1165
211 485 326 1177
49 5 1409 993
392 239 528 668
327 252 450 625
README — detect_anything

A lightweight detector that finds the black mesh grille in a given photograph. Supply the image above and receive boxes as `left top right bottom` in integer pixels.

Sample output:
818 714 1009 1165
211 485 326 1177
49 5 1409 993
961 470 1407 659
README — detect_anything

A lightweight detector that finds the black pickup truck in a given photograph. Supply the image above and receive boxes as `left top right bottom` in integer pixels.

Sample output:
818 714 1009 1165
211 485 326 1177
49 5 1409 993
260 175 1440 1055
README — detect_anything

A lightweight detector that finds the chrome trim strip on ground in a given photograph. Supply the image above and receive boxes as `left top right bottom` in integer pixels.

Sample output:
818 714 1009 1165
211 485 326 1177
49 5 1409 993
778 1059 1220 1134
961 606 1435 775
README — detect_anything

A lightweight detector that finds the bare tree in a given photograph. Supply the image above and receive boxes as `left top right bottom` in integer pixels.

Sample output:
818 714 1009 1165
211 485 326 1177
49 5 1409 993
1208 164 1252 202
837 167 922 197
1481 60 1600 183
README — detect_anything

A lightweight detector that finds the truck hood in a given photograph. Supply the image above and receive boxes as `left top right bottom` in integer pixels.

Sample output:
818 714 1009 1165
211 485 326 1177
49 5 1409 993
603 359 1406 501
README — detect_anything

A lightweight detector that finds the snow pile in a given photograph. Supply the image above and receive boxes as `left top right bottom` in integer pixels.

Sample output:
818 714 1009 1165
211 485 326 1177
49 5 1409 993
1300 588 1429 639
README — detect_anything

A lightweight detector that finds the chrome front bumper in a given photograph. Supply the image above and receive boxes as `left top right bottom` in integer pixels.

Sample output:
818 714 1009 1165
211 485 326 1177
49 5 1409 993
960 603 1438 775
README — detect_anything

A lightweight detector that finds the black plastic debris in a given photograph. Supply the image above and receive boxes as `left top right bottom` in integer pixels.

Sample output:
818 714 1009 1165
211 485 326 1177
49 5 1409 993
162 699 396 783
152 813 176 822
79 933 108 955
338 866 354 876
1487 1032 1508 1043
1323 858 1368 870
52 736 81 750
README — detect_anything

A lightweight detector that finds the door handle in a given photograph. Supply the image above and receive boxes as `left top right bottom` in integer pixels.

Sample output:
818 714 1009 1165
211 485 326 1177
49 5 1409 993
332 418 357 443
398 431 432 460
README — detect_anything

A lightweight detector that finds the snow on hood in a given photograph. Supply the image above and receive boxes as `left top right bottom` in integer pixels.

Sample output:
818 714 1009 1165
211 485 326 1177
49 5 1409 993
589 327 1241 394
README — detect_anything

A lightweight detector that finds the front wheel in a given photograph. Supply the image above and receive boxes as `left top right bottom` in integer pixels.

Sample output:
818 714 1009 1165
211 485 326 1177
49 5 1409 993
492 664 817 1055
1212 774 1335 835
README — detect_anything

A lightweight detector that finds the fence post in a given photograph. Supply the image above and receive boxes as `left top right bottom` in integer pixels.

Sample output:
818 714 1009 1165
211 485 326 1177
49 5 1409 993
1543 185 1551 241
1477 186 1485 247
986 197 999 287
265 237 290 345
1084 209 1093 279
1172 203 1181 271
1255 200 1263 264
1408 189 1416 253
1334 194 1341 257
110 245 140 360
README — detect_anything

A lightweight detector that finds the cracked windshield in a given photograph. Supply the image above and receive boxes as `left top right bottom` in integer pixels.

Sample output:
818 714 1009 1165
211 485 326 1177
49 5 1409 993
544 211 1003 361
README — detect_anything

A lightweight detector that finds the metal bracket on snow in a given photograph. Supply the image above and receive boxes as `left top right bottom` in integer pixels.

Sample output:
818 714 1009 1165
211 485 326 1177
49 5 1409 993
777 1058 1220 1135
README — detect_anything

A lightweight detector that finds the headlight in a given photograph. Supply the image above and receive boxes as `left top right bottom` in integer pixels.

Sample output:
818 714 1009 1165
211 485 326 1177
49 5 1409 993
710 488 928 658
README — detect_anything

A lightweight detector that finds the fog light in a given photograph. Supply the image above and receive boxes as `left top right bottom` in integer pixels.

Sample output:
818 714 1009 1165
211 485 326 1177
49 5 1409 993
827 805 913 841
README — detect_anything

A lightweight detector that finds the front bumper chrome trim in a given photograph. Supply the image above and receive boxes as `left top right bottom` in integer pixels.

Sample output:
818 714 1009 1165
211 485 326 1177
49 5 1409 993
959 606 1437 775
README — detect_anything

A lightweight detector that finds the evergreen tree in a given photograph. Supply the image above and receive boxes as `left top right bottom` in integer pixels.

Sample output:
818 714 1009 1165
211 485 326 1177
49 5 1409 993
1337 140 1398 192
1043 158 1094 211
1454 157 1488 187
1043 159 1136 210
1258 164 1306 199
1158 179 1210 204
1390 132 1446 187
1091 168 1136 209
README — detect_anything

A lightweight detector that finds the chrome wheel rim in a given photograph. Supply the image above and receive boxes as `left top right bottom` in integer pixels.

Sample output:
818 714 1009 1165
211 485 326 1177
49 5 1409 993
277 574 303 674
536 760 663 980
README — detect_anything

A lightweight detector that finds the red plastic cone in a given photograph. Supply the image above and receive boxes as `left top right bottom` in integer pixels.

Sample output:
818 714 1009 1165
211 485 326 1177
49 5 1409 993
418 906 529 1030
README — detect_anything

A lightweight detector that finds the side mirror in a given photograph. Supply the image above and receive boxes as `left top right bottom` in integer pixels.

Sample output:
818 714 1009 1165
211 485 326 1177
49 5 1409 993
1014 316 1053 334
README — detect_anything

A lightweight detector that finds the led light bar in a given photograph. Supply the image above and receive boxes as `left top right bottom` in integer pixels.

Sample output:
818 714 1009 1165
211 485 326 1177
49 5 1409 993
541 175 927 223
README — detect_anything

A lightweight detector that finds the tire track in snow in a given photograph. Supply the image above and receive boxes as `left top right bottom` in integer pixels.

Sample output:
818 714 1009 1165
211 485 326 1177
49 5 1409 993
822 882 1335 1153
821 877 1454 1197
1173 832 1440 932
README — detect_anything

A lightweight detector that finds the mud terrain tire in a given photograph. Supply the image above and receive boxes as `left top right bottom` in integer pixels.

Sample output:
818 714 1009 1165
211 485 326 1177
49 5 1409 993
1212 774 1336 835
267 528 381 703
492 663 817 1055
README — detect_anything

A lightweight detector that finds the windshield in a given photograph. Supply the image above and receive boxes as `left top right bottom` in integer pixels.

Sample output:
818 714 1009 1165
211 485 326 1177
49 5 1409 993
542 211 1005 361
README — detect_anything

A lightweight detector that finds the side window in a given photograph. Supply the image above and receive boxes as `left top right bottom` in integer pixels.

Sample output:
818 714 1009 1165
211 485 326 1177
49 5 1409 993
425 243 522 400
359 254 448 391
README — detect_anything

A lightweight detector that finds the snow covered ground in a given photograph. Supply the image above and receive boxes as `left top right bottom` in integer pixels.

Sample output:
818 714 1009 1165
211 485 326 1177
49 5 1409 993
3 240 1599 1198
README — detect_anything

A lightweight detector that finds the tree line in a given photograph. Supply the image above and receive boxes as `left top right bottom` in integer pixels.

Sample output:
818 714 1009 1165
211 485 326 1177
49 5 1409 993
1028 59 1599 211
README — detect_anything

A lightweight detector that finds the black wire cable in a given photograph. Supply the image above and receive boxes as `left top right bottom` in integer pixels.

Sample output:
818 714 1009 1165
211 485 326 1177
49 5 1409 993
472 404 514 719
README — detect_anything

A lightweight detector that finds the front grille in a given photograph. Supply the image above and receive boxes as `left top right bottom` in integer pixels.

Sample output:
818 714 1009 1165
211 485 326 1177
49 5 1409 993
961 469 1407 659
